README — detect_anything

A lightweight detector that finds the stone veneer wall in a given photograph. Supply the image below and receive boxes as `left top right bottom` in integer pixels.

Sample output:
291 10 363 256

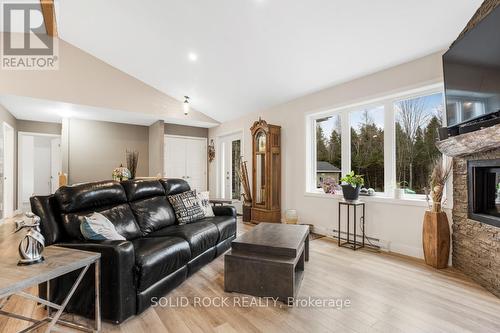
452 147 500 297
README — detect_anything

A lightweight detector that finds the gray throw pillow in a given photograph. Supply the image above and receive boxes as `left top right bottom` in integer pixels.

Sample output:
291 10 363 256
168 190 205 224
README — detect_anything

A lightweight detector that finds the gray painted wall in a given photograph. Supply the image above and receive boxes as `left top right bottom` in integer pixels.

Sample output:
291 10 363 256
164 123 208 138
149 120 164 177
67 119 149 184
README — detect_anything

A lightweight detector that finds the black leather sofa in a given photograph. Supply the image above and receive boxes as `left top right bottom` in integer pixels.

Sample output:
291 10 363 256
30 178 237 324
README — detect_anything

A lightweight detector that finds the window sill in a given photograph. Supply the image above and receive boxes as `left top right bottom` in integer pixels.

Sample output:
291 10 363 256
304 191 449 209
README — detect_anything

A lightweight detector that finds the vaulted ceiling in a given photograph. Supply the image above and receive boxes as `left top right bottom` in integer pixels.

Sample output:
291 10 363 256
6 1 486 123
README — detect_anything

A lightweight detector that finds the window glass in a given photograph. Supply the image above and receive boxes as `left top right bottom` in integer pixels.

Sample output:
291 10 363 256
350 106 385 192
315 115 341 188
395 93 444 195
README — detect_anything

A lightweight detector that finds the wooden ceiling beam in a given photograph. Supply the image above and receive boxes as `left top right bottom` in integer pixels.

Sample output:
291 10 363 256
40 0 58 37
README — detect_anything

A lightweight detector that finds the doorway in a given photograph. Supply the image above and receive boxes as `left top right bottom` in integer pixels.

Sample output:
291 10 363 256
1 123 15 219
218 132 243 212
164 135 207 192
18 132 62 213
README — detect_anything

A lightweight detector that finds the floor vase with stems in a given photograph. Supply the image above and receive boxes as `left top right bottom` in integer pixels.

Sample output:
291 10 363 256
422 210 450 269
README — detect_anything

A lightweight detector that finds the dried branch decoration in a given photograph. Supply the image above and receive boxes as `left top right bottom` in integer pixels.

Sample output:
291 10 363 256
126 149 139 179
429 157 452 213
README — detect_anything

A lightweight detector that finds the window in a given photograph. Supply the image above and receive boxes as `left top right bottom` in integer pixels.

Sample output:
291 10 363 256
395 93 443 195
350 106 384 192
308 85 444 199
315 115 341 188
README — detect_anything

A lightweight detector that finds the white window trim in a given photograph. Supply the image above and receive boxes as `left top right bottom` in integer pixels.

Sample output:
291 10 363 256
305 83 446 203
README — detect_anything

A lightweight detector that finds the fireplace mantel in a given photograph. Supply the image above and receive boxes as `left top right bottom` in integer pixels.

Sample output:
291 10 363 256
436 124 500 157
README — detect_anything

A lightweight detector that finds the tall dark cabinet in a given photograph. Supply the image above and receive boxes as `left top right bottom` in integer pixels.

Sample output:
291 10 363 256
250 119 281 223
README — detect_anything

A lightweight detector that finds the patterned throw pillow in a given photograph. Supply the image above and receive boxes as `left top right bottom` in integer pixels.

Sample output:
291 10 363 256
80 212 126 241
168 190 205 224
197 191 215 217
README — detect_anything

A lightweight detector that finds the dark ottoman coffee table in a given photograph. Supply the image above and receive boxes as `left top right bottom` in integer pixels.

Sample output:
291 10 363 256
224 223 309 303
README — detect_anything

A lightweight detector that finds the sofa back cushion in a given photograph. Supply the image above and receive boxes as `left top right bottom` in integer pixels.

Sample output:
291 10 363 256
55 181 142 240
122 179 177 234
121 179 165 201
129 196 177 234
160 178 191 196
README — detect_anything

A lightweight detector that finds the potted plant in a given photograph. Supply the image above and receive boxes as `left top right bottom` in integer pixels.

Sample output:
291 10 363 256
340 171 364 201
322 177 338 194
394 181 407 199
422 157 452 269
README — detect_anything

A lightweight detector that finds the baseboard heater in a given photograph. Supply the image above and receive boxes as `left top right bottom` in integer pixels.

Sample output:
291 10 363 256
331 229 381 250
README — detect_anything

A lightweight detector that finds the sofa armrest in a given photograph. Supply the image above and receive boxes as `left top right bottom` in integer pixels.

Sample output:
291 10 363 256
47 240 136 324
213 205 237 218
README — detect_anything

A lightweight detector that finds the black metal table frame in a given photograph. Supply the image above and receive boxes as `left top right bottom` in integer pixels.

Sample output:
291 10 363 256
338 201 366 250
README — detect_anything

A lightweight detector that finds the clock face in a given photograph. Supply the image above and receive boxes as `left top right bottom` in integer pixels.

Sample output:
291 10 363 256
257 132 266 153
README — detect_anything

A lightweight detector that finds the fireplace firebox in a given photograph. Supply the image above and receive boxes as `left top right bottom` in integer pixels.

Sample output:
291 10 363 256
468 159 500 227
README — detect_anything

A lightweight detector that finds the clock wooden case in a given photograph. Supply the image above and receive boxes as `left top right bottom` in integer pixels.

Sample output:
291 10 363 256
250 118 281 223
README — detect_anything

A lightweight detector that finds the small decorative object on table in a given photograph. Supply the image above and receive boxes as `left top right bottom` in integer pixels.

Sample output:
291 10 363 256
422 157 452 269
208 139 216 163
14 212 45 265
285 209 298 224
340 171 364 201
126 149 139 179
112 164 131 181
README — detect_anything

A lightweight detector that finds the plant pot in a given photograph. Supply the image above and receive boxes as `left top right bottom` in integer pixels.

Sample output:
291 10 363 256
394 188 405 199
422 211 450 269
341 184 360 201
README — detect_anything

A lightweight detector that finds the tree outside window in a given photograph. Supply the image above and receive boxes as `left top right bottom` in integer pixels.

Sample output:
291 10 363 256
350 106 385 192
316 115 341 188
395 93 443 194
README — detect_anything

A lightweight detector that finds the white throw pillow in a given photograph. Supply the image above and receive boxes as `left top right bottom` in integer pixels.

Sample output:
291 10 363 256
197 191 215 217
80 212 126 241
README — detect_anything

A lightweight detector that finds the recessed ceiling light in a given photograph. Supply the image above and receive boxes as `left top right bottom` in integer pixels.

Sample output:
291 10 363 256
188 53 198 62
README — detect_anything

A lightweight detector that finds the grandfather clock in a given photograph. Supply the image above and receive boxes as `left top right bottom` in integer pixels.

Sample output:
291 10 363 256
250 118 281 223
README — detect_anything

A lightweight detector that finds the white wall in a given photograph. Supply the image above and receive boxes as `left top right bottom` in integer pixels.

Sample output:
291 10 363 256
33 137 52 195
209 51 450 259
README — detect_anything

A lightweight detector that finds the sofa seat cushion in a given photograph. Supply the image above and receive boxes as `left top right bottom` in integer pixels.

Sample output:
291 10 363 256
132 237 191 292
201 216 236 242
146 221 219 257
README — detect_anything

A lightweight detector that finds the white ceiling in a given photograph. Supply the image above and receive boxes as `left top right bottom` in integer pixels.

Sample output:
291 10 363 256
2 1 483 124
54 0 482 122
0 94 219 127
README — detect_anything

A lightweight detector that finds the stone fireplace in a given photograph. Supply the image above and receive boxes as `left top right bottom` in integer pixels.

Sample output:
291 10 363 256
437 124 500 297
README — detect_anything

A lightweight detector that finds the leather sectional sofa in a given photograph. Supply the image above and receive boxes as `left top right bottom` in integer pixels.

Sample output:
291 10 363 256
30 178 237 324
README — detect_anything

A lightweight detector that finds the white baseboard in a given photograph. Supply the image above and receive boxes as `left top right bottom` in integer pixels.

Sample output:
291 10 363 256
311 225 424 260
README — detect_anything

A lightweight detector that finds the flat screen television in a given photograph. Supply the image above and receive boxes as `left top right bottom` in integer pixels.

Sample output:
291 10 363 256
443 6 500 129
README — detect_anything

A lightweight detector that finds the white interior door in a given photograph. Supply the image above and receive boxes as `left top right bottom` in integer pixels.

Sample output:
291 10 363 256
3 123 14 218
185 138 207 192
164 136 187 179
50 137 62 193
164 136 207 192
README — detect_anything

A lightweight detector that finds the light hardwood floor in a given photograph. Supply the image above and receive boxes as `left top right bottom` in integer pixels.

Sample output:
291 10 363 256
1 218 500 333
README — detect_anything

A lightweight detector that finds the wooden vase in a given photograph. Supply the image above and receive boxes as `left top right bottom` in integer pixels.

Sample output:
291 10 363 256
422 211 450 269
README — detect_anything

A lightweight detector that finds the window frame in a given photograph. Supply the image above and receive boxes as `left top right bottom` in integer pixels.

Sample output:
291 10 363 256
306 83 445 201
